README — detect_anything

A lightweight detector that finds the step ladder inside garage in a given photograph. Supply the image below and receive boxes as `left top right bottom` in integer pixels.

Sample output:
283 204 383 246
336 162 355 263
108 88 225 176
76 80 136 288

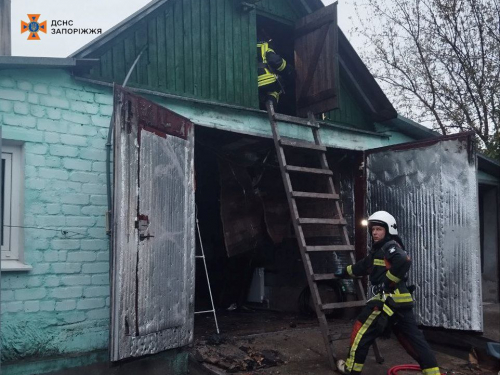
265 101 383 370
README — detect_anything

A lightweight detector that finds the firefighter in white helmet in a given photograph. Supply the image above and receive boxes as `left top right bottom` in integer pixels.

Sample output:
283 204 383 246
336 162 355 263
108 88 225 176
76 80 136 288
336 211 441 375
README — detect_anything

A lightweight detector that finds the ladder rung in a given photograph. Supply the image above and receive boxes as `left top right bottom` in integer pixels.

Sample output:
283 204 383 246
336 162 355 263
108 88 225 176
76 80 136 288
312 273 362 281
285 165 333 176
321 300 366 310
298 218 347 225
279 139 326 151
273 113 319 128
306 245 355 252
313 273 338 281
292 191 339 200
194 310 215 315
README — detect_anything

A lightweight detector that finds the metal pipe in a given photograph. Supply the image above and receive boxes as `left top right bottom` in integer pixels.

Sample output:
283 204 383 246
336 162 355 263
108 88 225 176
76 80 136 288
0 0 11 56
106 45 148 235
122 45 148 88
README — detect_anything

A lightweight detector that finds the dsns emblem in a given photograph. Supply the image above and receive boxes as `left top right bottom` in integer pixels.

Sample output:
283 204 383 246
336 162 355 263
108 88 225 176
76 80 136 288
21 14 47 40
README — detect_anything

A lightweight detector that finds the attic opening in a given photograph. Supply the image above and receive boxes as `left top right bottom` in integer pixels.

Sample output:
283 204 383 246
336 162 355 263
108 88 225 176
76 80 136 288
193 126 363 336
256 15 297 116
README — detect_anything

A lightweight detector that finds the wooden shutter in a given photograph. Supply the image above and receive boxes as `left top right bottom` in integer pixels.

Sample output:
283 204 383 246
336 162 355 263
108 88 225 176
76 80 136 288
295 2 339 117
111 86 195 361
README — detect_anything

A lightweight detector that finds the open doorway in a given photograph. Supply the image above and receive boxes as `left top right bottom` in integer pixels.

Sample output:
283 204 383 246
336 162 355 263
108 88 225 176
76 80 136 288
479 183 500 303
256 15 296 116
193 126 363 338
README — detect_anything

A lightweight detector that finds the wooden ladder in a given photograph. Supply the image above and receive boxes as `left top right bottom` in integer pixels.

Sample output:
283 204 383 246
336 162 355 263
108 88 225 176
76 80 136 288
265 101 383 370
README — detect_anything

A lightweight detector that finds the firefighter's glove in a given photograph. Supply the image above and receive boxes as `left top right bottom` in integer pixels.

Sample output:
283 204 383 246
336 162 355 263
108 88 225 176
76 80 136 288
334 267 349 279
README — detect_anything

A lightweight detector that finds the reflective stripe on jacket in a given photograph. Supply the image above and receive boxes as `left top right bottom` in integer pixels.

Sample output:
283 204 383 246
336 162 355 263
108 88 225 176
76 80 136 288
346 240 414 307
257 42 287 87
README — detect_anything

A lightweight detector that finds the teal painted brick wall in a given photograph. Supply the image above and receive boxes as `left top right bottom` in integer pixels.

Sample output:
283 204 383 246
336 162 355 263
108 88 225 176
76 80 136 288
0 69 114 370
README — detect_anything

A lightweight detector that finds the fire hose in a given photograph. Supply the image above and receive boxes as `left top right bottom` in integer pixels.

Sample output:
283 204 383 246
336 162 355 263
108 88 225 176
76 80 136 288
388 365 447 374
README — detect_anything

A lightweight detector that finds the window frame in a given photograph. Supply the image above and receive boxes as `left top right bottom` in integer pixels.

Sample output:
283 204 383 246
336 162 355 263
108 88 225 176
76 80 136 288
1 143 30 271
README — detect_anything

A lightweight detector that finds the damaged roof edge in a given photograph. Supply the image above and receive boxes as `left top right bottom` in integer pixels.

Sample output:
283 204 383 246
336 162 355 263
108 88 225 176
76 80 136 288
0 56 99 70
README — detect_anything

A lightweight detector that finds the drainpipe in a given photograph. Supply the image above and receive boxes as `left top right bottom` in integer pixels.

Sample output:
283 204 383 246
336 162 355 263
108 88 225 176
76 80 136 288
0 0 6 367
0 124 2 369
0 0 11 56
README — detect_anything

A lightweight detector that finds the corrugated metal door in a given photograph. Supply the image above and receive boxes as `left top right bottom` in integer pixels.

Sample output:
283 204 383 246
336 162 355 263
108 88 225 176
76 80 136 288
366 133 482 331
111 86 195 361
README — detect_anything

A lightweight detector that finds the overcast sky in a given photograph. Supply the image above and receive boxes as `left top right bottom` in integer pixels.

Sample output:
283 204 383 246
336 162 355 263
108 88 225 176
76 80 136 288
11 0 359 57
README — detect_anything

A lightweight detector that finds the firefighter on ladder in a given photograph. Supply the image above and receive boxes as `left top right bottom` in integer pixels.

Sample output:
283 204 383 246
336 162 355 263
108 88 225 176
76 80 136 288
257 35 294 109
336 211 441 375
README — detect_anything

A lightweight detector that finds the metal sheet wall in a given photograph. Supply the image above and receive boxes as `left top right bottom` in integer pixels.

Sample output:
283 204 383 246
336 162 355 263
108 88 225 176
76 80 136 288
367 138 482 331
137 131 193 335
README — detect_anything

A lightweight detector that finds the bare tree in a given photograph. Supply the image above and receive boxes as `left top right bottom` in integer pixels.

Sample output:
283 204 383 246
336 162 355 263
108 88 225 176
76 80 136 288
352 0 500 160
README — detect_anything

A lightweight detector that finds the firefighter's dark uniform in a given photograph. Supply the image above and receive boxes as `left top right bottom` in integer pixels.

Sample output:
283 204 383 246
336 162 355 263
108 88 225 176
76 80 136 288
257 41 293 107
342 239 441 375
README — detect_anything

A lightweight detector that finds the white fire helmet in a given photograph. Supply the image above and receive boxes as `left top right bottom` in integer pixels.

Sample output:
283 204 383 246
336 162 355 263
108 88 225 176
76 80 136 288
367 211 398 235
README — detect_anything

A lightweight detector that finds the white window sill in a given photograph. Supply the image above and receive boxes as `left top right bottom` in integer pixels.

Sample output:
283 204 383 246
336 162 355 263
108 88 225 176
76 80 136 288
1 260 33 272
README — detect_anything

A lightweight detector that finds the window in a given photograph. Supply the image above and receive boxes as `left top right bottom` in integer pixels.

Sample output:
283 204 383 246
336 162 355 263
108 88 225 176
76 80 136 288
1 144 30 271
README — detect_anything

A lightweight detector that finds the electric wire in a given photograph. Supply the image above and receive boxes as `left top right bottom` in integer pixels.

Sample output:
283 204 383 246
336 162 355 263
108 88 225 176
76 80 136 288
2 224 104 239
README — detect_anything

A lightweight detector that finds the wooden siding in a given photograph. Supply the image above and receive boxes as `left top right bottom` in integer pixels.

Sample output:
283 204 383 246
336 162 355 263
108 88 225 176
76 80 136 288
325 76 374 131
85 0 376 131
88 0 259 108
255 0 302 22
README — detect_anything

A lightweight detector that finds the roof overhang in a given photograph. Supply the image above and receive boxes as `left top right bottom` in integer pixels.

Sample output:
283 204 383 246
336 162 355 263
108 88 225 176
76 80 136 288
0 56 99 70
383 115 440 140
478 154 500 180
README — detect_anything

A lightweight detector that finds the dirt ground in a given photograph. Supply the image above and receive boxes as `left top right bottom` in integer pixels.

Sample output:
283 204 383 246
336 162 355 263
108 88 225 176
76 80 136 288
193 309 500 375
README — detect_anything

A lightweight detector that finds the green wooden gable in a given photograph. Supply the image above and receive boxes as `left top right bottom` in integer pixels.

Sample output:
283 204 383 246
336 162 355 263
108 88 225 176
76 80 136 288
87 0 259 108
255 0 303 23
72 0 394 132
